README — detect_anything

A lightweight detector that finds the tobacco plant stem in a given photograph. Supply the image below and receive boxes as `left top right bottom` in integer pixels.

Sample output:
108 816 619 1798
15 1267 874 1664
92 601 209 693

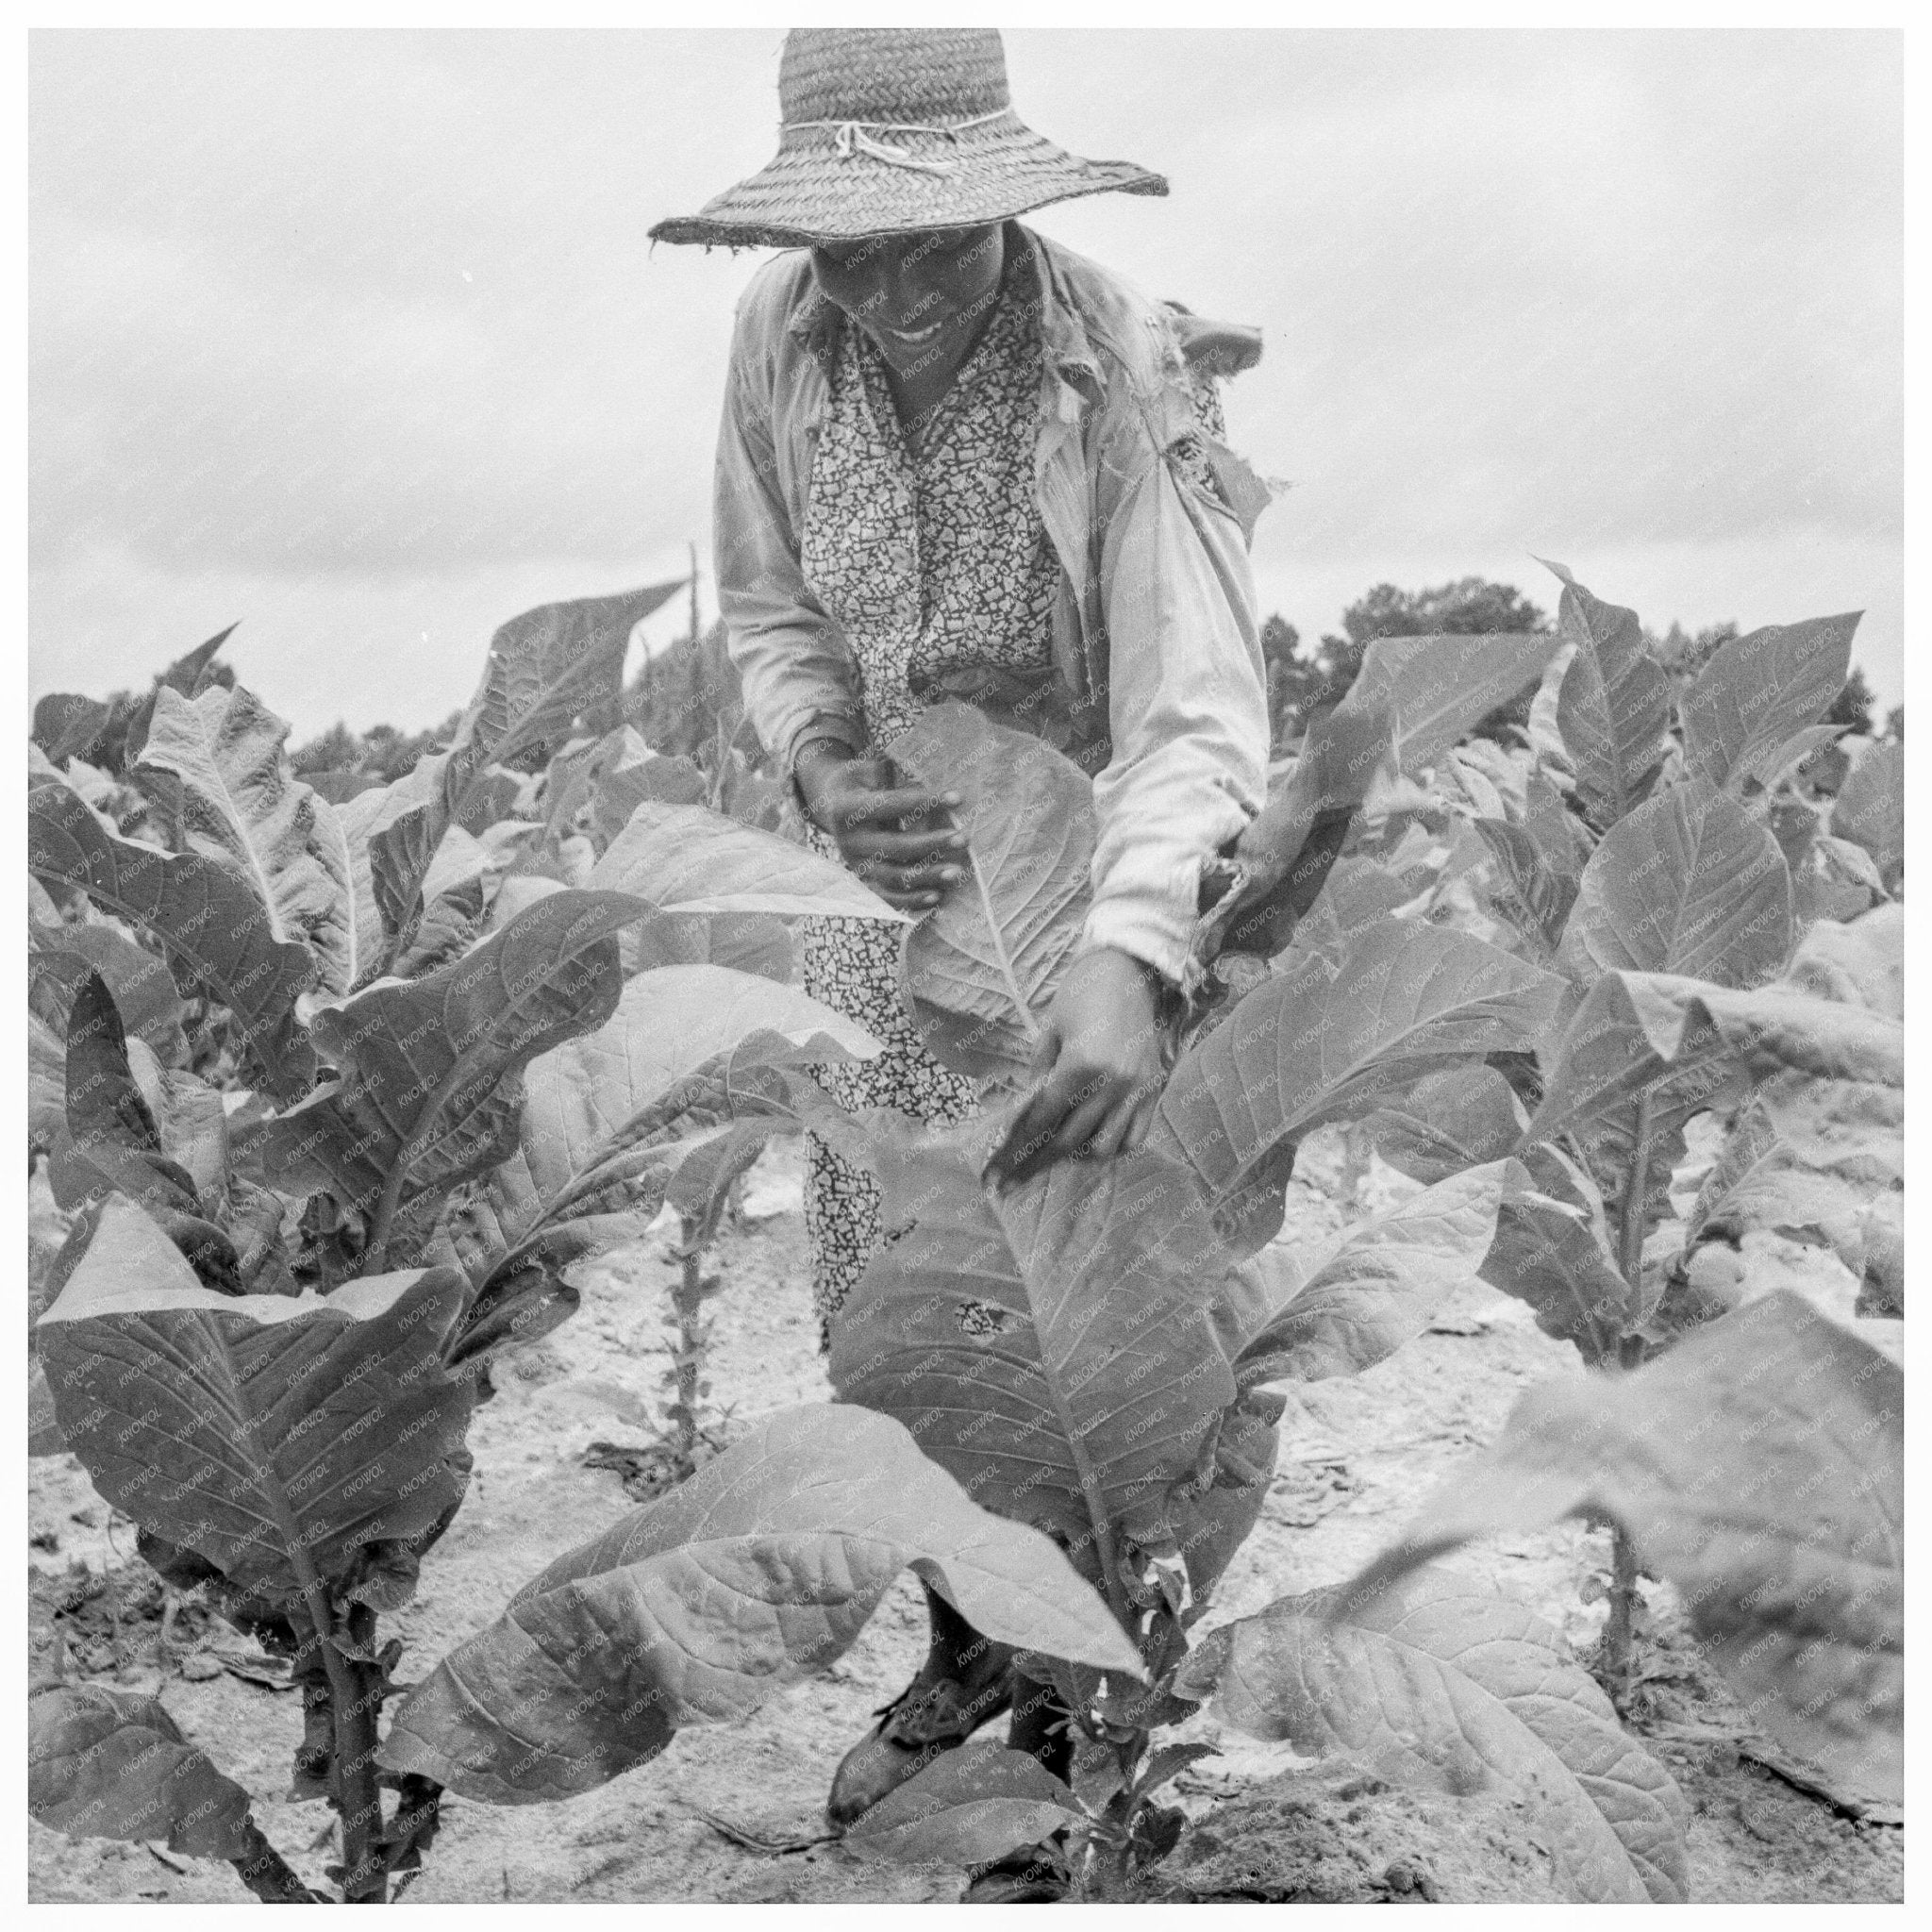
1602 1525 1640 1708
241 1402 390 1903
1600 1092 1657 1700
1095 1732 1149 1901
1615 1094 1656 1291
673 1216 705 1476
328 1645 390 1904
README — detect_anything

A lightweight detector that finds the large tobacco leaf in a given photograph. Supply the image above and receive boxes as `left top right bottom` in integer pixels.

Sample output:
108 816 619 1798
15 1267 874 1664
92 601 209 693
591 736 709 849
331 754 453 978
844 1743 1089 1869
45 971 237 1287
29 921 189 1064
135 683 359 998
29 1011 66 1158
1533 967 1905 1153
1478 1141 1626 1364
1790 829 1886 925
1685 1097 1865 1251
29 1678 264 1863
1682 613 1859 794
32 691 114 765
543 725 708 849
1234 1160 1518 1389
1558 780 1791 989
832 1133 1265 1600
117 625 236 768
445 965 874 1287
37 1196 474 1604
1330 631 1562 777
624 908 792 981
327 751 518 981
498 870 793 981
354 583 684 965
1527 963 1901 1280
1784 902 1903 1020
591 798 905 922
888 702 1096 1079
1829 741 1903 892
1359 1063 1524 1185
1473 814 1579 961
29 774 316 1097
257 889 647 1263
1542 779 1793 1245
1543 561 1671 835
1345 1031 1627 1365
1198 699 1395 962
1341 1291 1902 1801
1175 1569 1688 1903
466 580 685 767
380 1404 1140 1805
1153 918 1566 1252
1267 854 1419 972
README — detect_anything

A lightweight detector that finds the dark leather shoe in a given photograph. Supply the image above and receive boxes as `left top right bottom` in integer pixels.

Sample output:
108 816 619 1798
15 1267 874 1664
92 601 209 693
826 1605 1014 1829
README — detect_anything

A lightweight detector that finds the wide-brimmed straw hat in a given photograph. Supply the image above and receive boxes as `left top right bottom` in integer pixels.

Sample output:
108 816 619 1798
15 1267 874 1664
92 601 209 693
649 27 1167 249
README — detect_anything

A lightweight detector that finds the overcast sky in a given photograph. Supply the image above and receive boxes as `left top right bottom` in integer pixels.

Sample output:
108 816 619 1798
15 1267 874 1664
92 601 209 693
30 27 1903 739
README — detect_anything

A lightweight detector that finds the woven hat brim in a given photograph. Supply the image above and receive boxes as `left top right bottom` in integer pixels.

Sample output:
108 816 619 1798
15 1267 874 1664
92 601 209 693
650 121 1166 249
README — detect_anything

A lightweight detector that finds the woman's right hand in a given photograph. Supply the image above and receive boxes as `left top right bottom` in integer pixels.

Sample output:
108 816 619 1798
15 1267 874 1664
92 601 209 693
794 741 970 912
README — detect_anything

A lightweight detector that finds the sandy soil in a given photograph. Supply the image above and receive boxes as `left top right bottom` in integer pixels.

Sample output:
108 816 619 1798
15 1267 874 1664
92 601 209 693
26 1134 1904 1906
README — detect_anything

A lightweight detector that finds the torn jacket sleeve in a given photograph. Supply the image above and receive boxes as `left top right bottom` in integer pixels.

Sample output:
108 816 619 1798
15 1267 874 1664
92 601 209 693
1083 408 1271 988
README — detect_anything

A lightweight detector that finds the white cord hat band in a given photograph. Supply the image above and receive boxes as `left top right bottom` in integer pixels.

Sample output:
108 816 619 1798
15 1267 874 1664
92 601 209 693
782 108 1012 175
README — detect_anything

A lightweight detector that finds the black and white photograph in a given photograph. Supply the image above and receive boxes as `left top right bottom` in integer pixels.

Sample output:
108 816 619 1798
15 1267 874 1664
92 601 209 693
25 17 1907 1908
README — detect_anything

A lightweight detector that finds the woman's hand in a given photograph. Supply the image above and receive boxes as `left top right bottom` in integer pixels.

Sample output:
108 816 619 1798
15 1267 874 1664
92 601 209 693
985 947 1170 1190
795 741 969 912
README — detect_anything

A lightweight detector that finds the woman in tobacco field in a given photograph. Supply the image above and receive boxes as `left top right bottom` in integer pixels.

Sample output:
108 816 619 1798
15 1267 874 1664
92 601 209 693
653 26 1273 1897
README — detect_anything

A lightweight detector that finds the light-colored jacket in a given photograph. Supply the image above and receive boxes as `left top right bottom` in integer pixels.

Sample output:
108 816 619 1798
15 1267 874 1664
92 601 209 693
712 219 1273 987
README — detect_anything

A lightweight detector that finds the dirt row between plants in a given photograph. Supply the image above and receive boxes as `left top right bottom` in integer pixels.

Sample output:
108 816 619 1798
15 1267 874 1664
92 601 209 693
27 1136 1903 1905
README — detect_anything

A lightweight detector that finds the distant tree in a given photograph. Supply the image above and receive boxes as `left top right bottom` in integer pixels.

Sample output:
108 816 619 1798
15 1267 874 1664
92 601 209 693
1884 705 1904 743
1320 578 1548 672
289 721 361 774
1826 666 1876 738
288 710 462 781
1298 577 1552 743
1647 620 1738 683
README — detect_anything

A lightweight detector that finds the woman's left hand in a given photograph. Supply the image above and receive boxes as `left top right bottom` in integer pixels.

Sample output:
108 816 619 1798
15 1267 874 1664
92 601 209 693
985 947 1170 1190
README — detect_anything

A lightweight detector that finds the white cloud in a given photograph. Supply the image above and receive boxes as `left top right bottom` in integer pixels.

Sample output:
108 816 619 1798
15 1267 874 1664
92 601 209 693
29 27 1901 725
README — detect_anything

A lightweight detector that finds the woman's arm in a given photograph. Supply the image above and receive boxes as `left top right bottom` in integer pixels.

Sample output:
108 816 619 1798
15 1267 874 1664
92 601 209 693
986 369 1271 1188
1084 418 1271 987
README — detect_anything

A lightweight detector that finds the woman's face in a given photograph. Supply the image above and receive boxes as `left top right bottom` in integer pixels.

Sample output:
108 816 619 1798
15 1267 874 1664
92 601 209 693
809 223 1005 375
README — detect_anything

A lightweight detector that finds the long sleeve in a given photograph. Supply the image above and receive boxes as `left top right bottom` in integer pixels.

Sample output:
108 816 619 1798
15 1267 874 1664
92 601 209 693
712 280 865 773
1080 400 1271 987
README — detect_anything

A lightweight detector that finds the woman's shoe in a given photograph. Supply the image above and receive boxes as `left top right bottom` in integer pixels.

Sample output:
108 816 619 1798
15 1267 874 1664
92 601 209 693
958 1670 1078 1899
825 1589 1015 1829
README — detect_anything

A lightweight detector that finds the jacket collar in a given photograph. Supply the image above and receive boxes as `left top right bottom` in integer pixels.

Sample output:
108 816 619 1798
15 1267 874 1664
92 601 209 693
785 221 1104 395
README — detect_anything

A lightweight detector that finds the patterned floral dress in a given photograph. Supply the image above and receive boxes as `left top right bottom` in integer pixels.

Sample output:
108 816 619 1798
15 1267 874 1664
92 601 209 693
797 261 1231 1341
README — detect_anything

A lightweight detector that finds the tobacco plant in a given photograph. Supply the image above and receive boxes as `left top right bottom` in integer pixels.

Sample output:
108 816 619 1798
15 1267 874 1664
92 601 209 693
1318 568 1905 1741
27 591 901 1901
373 661 1713 1901
29 579 1904 1902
